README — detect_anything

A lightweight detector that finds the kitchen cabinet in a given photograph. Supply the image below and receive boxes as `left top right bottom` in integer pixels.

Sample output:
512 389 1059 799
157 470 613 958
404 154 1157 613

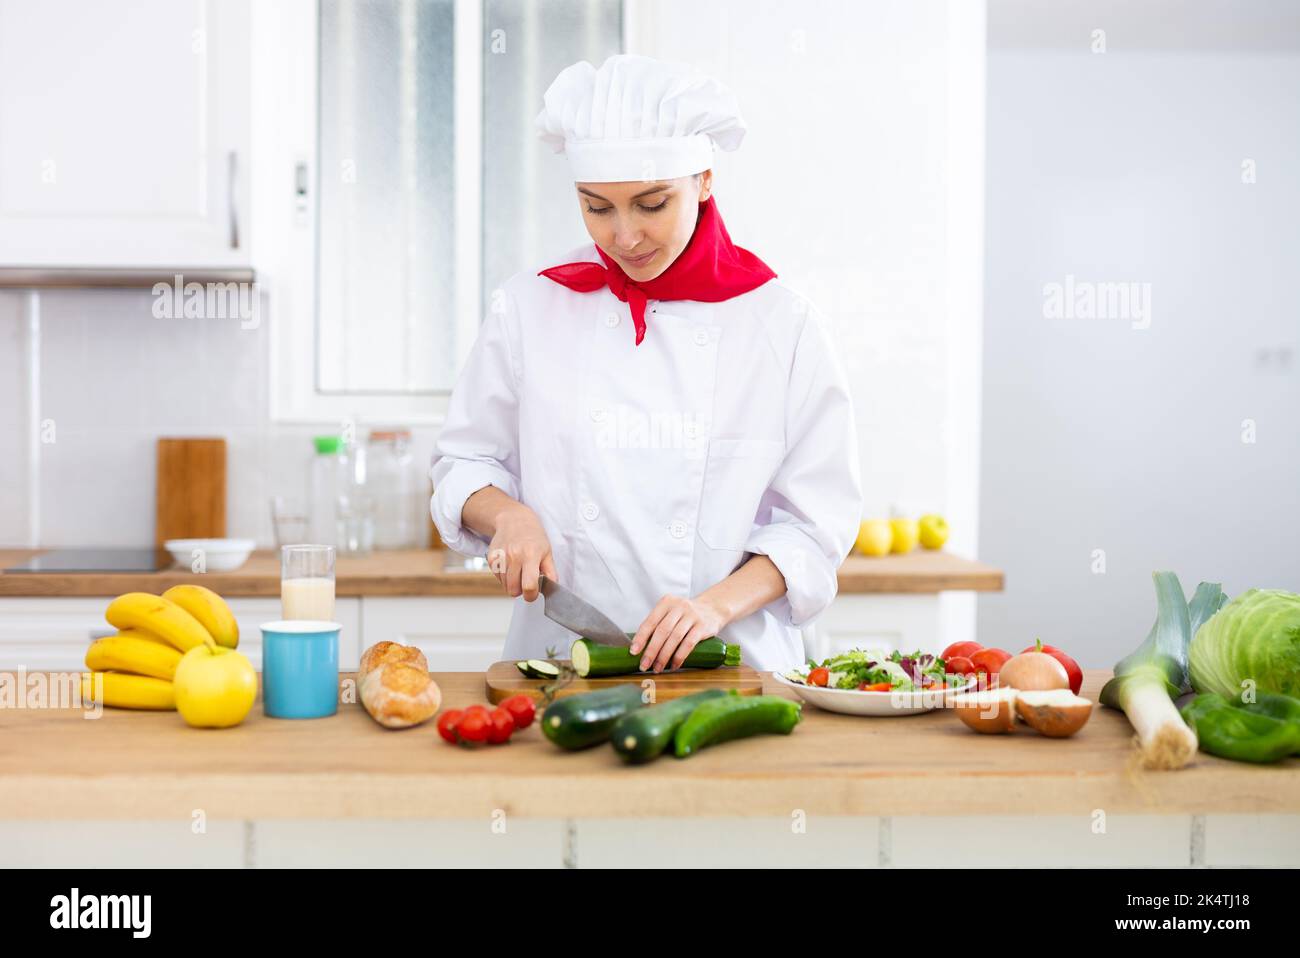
0 0 251 269
3 670 1298 868
0 592 936 674
14 814 1296 869
0 597 361 671
0 549 1003 670
804 595 943 662
361 597 514 672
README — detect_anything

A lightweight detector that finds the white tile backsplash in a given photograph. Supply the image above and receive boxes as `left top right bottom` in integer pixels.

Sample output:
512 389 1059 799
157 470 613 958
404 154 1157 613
0 293 29 545
0 288 439 548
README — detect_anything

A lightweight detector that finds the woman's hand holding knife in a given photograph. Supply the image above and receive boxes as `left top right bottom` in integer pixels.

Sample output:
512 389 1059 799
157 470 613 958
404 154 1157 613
462 486 557 602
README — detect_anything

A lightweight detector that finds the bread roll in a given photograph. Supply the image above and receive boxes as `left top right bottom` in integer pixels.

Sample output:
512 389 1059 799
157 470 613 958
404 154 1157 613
359 640 428 678
360 662 442 729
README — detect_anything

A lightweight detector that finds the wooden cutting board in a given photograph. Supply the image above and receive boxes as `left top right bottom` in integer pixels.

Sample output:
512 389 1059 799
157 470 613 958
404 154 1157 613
485 661 764 704
155 438 227 547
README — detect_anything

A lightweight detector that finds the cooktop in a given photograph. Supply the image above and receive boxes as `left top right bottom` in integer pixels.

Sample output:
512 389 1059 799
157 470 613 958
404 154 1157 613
4 548 170 573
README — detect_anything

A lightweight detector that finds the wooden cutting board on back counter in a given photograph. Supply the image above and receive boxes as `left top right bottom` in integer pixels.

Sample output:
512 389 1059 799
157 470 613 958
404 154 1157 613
485 661 764 704
155 438 227 547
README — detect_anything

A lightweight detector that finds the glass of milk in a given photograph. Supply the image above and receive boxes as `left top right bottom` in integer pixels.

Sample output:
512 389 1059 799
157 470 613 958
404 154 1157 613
280 544 336 621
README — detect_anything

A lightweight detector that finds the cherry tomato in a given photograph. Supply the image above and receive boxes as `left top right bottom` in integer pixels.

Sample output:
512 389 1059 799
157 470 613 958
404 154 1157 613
456 711 490 746
436 709 463 745
858 681 892 692
941 640 983 662
944 655 975 676
808 667 830 687
500 694 536 730
487 707 515 744
970 648 1011 687
463 703 491 719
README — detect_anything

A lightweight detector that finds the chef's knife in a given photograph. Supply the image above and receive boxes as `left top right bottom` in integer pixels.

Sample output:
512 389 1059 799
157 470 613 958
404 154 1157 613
538 575 630 647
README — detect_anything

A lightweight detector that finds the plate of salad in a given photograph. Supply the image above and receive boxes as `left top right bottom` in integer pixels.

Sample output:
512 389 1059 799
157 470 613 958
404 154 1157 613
773 649 975 716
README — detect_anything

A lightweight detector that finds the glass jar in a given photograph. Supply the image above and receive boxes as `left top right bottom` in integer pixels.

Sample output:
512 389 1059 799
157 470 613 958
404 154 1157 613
336 434 375 556
367 427 419 549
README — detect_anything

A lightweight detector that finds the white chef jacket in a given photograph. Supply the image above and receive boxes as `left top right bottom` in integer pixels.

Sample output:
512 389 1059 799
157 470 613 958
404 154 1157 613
430 243 863 671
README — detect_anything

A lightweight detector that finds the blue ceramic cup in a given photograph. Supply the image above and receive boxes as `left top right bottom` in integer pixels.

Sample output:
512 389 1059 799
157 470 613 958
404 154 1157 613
261 620 340 719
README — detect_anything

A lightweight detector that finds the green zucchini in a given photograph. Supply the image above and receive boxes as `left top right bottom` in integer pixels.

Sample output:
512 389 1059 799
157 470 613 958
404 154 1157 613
541 684 646 750
570 637 741 678
516 659 560 680
611 689 732 764
673 695 802 758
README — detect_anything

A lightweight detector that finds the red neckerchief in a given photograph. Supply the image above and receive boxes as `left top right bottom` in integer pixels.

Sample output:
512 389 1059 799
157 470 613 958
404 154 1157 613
538 196 776 346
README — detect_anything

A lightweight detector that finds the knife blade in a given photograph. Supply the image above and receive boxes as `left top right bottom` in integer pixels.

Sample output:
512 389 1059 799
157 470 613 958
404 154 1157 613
538 575 630 647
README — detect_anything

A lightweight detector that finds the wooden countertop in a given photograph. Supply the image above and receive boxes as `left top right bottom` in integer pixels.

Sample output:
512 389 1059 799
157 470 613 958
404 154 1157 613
0 549 1003 598
1 670 1294 820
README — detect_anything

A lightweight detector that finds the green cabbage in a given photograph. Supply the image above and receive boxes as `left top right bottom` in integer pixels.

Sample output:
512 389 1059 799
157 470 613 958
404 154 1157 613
1189 589 1300 700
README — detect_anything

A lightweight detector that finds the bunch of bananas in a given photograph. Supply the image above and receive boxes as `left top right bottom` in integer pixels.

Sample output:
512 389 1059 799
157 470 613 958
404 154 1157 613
82 585 239 710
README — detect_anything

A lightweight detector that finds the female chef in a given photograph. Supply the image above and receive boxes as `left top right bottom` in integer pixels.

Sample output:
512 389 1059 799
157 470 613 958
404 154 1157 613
430 54 862 672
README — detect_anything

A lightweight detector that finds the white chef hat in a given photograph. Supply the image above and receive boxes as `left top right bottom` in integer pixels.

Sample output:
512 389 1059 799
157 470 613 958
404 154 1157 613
536 54 747 183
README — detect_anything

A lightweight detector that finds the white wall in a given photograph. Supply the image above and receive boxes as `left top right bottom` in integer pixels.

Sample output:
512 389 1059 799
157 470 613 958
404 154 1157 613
979 5 1300 665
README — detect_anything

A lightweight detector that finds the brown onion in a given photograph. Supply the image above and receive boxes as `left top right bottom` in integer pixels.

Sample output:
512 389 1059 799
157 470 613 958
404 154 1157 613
998 650 1069 691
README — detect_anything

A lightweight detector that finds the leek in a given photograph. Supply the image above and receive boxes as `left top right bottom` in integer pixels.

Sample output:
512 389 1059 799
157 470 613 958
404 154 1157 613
1099 572 1226 769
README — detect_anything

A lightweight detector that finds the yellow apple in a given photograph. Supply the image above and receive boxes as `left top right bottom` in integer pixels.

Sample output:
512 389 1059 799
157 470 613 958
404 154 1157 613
855 519 893 557
889 517 920 554
918 514 950 550
173 638 257 729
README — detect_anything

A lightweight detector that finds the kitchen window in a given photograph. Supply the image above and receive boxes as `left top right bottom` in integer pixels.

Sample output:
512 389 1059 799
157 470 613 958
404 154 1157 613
270 0 622 422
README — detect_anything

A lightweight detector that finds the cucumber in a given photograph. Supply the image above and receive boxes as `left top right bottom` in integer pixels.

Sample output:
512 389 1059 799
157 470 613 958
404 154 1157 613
611 689 732 764
515 659 560 680
673 695 802 758
570 637 741 678
541 684 646 750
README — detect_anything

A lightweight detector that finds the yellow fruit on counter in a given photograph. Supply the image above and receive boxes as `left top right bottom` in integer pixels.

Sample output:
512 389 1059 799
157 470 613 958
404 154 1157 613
173 639 257 729
889 517 920 554
105 592 211 653
854 519 894 557
116 627 174 646
85 633 183 681
81 671 176 710
162 584 239 649
918 514 950 550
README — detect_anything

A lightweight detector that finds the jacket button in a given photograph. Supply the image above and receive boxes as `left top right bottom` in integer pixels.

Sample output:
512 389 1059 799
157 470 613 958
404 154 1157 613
692 328 709 346
581 502 600 521
605 313 620 328
669 519 687 538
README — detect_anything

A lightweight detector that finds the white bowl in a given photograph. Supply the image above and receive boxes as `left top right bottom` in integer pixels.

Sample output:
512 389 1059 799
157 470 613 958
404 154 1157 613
771 670 976 717
164 538 255 572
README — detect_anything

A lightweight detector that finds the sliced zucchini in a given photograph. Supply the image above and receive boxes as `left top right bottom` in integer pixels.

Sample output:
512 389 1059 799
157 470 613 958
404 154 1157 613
515 659 561 680
526 659 561 680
